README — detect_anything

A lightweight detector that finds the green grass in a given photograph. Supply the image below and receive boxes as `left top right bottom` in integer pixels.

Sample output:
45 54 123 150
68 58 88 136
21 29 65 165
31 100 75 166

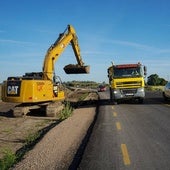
59 102 73 120
25 131 40 145
0 131 41 169
0 148 17 170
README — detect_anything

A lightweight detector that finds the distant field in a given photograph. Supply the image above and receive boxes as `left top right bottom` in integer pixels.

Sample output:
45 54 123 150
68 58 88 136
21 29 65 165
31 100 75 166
146 85 164 91
0 85 1 100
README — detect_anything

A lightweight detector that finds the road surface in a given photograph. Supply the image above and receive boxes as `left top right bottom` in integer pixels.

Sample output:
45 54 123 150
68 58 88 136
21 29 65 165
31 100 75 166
78 90 170 170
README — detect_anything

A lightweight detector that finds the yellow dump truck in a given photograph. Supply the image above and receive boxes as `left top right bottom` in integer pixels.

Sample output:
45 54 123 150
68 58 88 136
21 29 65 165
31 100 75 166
108 62 147 104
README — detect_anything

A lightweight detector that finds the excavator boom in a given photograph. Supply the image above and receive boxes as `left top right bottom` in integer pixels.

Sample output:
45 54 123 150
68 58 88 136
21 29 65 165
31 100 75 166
43 24 90 80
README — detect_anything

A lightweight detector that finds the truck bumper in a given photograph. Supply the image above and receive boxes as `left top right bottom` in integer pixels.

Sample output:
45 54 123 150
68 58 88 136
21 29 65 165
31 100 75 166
112 87 145 100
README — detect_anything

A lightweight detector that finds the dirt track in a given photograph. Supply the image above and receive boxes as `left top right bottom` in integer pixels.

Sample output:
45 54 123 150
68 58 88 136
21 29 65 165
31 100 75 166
0 90 98 169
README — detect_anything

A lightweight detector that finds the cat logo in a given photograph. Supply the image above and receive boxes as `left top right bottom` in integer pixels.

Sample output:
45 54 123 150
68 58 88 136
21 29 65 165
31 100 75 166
7 81 21 96
7 86 19 95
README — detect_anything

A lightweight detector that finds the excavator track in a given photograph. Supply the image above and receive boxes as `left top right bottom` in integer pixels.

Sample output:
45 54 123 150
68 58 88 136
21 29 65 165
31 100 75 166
12 102 64 117
13 106 30 117
46 102 64 117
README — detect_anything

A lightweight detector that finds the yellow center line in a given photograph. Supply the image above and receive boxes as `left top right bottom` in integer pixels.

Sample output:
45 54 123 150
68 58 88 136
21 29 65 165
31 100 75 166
112 106 114 110
121 144 131 165
116 122 121 130
113 112 117 117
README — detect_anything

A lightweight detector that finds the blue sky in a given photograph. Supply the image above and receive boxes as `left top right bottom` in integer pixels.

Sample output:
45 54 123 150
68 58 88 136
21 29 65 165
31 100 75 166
0 0 170 83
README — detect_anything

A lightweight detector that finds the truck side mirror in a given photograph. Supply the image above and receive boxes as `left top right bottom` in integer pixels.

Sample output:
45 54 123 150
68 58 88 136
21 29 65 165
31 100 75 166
144 66 147 76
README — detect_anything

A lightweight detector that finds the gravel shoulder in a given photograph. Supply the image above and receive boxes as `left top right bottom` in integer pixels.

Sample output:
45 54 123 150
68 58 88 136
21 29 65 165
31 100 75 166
13 107 96 170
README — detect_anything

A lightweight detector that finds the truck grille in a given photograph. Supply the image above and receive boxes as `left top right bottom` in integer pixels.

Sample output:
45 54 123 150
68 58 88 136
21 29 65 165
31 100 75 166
116 81 142 88
120 89 137 95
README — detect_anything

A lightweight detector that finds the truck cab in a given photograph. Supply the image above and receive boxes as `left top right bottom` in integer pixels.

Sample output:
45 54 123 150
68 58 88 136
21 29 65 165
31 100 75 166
108 62 146 104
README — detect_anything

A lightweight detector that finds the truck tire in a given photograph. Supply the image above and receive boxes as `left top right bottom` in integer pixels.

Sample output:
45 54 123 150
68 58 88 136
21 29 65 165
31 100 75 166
113 100 118 105
110 88 113 103
110 88 113 102
138 98 144 104
110 88 118 104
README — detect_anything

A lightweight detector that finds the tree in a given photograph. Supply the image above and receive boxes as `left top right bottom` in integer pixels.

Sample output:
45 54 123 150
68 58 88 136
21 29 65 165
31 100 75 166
159 78 168 86
147 74 167 86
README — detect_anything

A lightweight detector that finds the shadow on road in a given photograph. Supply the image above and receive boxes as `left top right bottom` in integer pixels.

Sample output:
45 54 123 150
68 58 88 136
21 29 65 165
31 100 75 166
69 99 98 109
0 109 14 118
97 91 170 106
97 97 170 106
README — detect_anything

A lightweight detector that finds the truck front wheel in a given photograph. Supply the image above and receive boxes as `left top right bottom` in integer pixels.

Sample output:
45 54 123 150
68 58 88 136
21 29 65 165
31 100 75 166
138 98 144 104
110 88 113 102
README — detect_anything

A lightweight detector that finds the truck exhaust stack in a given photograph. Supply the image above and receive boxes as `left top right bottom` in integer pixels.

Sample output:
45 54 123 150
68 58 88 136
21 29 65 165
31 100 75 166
64 64 90 74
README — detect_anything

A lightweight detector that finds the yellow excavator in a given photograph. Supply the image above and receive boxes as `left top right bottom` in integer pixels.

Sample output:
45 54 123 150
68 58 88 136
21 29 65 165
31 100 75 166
1 25 90 116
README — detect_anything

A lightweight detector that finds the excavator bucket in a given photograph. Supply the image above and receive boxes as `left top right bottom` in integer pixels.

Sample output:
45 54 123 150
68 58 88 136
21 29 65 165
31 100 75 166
64 64 90 74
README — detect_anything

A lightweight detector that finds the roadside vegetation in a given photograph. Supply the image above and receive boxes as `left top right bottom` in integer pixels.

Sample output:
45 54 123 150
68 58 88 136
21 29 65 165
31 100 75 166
147 74 167 86
0 130 42 170
146 74 168 92
0 121 53 170
59 102 73 120
0 148 16 170
145 85 164 91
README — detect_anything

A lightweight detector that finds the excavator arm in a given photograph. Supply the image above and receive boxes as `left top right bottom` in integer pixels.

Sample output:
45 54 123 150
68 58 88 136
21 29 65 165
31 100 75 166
42 25 90 81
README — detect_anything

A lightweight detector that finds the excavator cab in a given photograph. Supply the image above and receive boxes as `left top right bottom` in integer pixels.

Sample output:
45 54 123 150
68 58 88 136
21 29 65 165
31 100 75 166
64 64 90 74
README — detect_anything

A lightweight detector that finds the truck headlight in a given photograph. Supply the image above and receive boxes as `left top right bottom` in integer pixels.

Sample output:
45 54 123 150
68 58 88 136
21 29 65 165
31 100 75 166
113 89 120 94
138 88 144 92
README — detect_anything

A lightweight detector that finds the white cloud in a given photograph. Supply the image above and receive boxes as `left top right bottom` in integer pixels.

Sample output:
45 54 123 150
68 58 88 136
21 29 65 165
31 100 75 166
94 38 170 55
0 39 37 45
110 40 152 49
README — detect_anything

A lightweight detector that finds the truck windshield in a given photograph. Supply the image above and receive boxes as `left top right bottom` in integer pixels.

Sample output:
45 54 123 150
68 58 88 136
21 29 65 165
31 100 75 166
113 67 142 78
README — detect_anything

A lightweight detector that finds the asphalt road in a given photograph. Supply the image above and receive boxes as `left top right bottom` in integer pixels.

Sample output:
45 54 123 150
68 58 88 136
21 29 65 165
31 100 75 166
78 90 170 170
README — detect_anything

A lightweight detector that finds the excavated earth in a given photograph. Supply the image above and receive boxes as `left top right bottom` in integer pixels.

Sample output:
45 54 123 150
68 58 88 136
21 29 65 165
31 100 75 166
0 89 98 169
